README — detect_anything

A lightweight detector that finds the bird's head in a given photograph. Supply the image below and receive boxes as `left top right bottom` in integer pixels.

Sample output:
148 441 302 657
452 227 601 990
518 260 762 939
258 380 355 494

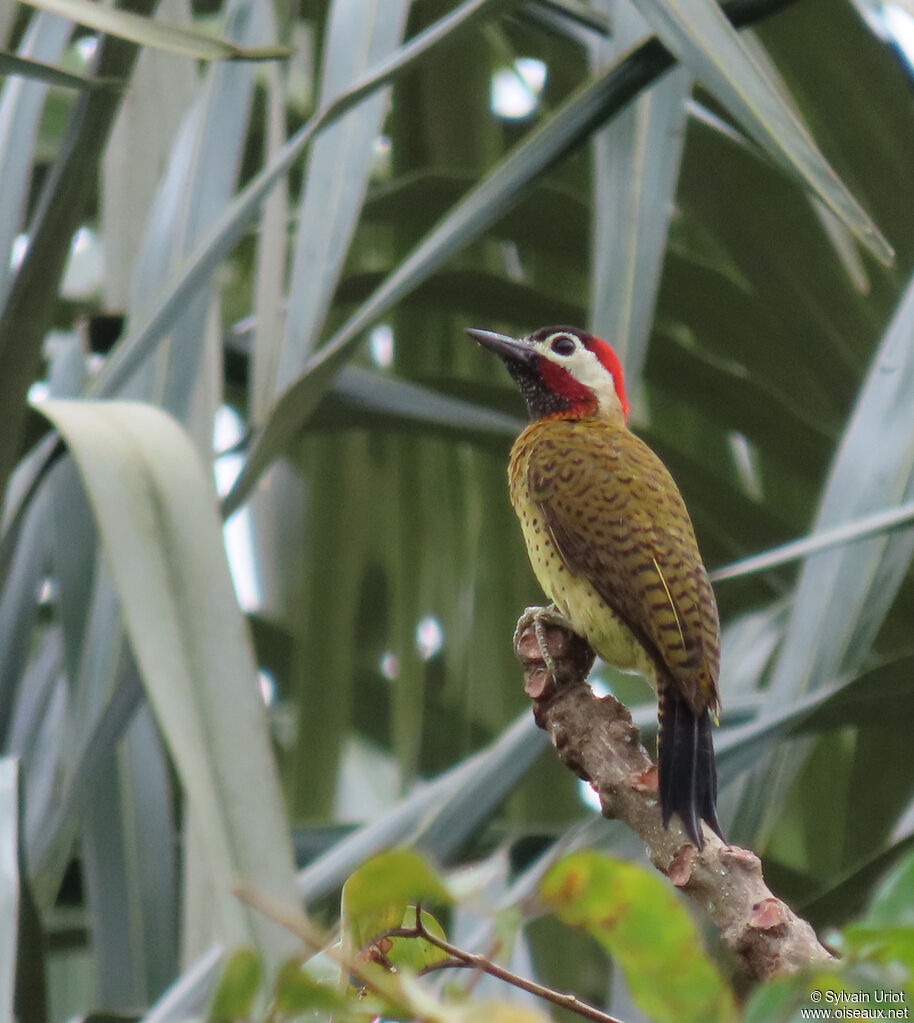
468 325 629 424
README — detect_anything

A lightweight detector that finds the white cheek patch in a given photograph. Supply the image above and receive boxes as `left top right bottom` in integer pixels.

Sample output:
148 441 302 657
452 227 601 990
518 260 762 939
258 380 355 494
544 345 623 416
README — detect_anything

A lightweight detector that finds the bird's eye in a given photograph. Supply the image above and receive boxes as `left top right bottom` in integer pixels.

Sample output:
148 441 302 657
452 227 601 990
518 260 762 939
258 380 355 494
550 335 576 356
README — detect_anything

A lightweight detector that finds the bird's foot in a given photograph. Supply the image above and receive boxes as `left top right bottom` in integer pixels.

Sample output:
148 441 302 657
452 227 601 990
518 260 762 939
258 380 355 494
514 604 576 684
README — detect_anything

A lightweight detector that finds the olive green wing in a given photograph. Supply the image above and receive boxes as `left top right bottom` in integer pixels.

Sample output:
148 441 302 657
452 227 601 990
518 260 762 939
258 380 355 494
526 422 720 713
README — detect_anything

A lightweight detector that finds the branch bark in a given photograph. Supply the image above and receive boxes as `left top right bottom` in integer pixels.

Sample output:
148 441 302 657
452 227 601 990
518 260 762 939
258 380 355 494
515 613 834 981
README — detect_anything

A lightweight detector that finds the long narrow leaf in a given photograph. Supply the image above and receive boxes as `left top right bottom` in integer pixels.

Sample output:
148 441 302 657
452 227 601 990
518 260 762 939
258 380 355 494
800 832 914 925
20 0 291 61
769 270 914 698
82 705 178 1005
529 0 611 34
590 1 690 387
5 632 64 766
123 0 267 424
0 11 72 308
0 49 116 89
223 0 801 516
0 0 154 521
734 270 914 840
140 945 225 1023
274 0 410 391
249 59 288 423
298 712 546 901
320 365 522 438
28 616 141 905
88 0 502 402
33 399 299 967
711 497 914 582
100 0 198 311
415 715 550 863
46 337 97 684
0 757 44 1021
0 488 51 747
629 0 891 262
0 759 17 1022
714 656 914 782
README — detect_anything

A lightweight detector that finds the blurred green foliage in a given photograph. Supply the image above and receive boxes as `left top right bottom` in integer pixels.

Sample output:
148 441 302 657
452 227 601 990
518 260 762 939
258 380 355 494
1 0 914 1019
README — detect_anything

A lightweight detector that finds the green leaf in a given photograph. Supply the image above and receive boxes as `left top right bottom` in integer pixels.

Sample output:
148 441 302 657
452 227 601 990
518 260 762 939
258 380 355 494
736 268 914 840
374 906 451 975
528 0 611 36
295 713 547 903
711 498 914 583
19 0 292 61
341 849 452 952
773 274 914 695
0 0 149 524
839 926 914 999
122 0 266 423
741 976 818 1023
0 488 49 749
271 958 349 1013
89 0 502 402
540 851 737 1023
856 848 914 930
800 834 914 928
222 0 803 516
591 3 691 387
31 399 299 968
0 50 117 91
0 759 18 1022
628 0 891 263
713 656 914 783
274 0 410 390
207 948 262 1022
81 704 179 1006
249 60 288 424
28 573 134 907
0 11 72 310
313 365 521 441
99 0 197 311
138 945 225 1022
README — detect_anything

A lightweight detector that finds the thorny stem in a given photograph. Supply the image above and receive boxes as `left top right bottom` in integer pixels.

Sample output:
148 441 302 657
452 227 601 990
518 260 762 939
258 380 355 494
378 909 625 1023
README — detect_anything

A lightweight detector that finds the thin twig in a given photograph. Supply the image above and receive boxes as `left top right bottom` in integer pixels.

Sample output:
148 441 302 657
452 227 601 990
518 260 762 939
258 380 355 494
418 957 474 974
379 914 624 1023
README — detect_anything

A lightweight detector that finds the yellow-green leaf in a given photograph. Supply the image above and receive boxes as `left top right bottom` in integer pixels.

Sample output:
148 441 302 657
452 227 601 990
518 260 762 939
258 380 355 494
385 907 450 973
540 851 736 1023
341 849 451 952
272 958 351 1013
208 948 262 1022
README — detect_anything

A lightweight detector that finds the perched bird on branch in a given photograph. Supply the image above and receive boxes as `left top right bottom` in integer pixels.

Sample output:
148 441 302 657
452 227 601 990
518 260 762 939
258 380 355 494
469 325 722 849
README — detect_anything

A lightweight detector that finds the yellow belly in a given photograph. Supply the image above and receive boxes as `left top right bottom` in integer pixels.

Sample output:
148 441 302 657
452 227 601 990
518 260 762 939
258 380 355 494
512 482 656 685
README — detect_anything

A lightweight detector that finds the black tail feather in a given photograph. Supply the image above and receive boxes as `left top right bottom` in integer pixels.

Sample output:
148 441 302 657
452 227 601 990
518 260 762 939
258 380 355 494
658 684 722 849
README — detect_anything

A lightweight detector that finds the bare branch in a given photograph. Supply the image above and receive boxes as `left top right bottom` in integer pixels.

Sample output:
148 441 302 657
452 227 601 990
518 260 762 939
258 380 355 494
515 613 834 981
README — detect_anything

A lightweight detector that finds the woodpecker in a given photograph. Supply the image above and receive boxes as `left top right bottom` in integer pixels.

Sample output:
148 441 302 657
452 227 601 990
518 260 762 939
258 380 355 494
468 325 722 849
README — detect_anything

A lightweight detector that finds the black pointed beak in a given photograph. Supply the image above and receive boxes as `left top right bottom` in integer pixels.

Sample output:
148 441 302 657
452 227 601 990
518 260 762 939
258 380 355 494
466 328 536 366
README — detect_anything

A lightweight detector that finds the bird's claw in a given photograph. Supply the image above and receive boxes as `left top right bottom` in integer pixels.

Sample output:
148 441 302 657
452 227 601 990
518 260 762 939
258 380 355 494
514 604 575 684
